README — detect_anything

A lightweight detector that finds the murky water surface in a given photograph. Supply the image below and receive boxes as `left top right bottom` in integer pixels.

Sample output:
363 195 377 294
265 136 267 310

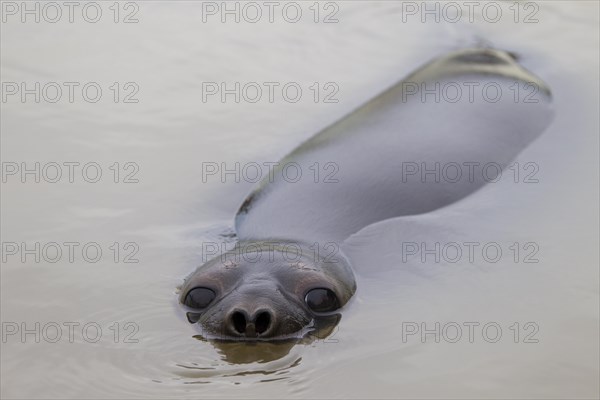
1 1 598 398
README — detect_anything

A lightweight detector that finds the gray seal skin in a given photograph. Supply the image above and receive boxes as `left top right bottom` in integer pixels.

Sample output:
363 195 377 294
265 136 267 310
181 241 354 340
180 48 554 340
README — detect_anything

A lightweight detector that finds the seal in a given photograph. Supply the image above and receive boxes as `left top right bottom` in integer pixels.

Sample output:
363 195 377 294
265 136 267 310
180 48 554 340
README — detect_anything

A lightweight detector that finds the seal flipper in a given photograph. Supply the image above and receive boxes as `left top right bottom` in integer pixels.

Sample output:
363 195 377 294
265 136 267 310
235 48 554 244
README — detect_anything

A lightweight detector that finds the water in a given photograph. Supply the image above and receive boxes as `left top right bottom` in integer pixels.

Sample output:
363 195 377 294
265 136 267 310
1 1 598 398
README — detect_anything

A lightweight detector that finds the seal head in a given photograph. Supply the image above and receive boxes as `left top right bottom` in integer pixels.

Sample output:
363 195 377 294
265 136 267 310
179 241 356 340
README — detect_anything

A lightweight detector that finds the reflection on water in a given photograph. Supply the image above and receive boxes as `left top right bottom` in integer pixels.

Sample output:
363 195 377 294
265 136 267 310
1 1 598 398
194 340 299 365
173 349 302 384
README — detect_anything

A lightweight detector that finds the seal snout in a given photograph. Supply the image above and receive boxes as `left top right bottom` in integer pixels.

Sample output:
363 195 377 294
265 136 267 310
227 308 274 338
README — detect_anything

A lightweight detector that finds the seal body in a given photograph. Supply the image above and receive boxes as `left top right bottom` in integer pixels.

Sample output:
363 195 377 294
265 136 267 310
180 48 554 340
235 48 552 244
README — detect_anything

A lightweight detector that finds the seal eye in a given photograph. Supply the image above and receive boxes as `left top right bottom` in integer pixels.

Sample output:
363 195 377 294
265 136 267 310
184 287 216 309
305 288 340 313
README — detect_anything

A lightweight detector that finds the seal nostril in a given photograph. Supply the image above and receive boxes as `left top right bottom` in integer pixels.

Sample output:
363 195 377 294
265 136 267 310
255 311 271 335
231 311 246 334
